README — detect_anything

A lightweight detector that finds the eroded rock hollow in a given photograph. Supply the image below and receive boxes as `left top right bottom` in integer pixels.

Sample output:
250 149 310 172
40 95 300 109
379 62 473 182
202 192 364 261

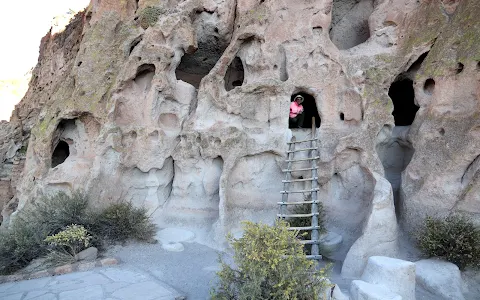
1 0 479 273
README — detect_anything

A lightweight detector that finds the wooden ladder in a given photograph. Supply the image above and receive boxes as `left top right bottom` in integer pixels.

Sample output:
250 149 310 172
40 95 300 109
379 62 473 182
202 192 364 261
278 118 321 261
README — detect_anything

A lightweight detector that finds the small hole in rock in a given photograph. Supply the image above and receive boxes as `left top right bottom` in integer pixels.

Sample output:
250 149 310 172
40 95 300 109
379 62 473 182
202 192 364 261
456 63 464 74
77 61 82 67
225 57 245 91
129 36 143 55
424 79 435 95
340 113 345 121
439 128 445 136
52 141 70 168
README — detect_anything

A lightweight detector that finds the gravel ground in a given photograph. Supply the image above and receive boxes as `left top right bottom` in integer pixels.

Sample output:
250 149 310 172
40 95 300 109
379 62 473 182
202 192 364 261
107 242 226 300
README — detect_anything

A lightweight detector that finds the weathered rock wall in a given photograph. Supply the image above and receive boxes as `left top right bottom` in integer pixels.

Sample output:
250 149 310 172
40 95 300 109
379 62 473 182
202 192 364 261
0 0 478 267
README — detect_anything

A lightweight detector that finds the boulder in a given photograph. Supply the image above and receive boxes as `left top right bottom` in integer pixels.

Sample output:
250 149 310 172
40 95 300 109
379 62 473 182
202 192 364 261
75 247 98 261
350 280 402 300
415 258 465 300
361 256 415 300
319 231 343 258
342 174 399 278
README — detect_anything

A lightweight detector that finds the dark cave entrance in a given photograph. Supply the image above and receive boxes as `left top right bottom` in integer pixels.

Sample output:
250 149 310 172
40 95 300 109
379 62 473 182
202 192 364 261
289 93 321 129
52 140 70 168
175 12 228 89
388 78 419 126
224 57 245 91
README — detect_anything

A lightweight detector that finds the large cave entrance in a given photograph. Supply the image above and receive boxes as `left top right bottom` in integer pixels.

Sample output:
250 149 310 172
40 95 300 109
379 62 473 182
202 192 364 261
378 54 426 218
289 92 321 129
175 12 228 89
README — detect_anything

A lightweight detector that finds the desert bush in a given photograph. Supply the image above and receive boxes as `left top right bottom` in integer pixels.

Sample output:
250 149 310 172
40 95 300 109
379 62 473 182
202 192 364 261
0 221 47 274
22 191 90 236
138 6 164 29
45 224 92 256
417 215 480 270
211 221 330 300
88 202 156 243
44 224 92 267
0 191 156 274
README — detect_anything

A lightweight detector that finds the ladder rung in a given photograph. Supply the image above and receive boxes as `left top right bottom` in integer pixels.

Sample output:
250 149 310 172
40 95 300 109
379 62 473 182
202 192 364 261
282 167 319 172
277 213 319 218
285 157 320 162
305 255 323 260
287 138 318 144
282 177 318 183
299 239 321 245
287 148 317 153
277 200 321 205
280 188 320 194
287 226 322 231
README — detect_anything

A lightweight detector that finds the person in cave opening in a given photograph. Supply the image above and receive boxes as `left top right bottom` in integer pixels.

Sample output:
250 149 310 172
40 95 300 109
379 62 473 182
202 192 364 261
289 95 305 128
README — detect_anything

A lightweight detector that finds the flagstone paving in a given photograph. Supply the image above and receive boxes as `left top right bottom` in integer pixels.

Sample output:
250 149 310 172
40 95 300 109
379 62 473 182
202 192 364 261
0 265 185 300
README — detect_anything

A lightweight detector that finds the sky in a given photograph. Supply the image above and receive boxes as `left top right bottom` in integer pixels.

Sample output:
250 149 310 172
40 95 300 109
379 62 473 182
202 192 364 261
0 0 90 120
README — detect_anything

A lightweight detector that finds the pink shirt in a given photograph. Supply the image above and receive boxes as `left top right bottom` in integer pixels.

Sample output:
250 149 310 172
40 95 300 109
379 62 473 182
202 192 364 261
290 102 303 118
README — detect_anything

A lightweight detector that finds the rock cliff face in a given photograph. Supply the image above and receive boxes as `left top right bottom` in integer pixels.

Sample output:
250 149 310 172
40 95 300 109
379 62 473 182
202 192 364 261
0 0 479 269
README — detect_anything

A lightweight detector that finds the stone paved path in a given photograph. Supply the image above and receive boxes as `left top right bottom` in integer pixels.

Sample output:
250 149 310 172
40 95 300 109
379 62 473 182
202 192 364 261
0 265 184 300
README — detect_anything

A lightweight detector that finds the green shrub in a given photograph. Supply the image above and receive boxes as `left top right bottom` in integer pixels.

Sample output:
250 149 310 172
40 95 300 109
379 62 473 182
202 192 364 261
0 221 47 274
0 191 156 274
417 215 480 270
138 6 164 29
45 224 92 256
22 191 90 236
89 202 156 243
211 221 330 300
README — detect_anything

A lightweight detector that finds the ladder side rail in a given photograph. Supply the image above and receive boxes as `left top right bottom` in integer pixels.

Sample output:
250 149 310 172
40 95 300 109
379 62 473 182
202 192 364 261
281 137 295 218
310 117 320 258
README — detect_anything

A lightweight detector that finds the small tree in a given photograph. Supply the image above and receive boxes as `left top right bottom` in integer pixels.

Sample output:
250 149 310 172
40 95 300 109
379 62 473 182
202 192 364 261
211 221 330 300
417 215 480 270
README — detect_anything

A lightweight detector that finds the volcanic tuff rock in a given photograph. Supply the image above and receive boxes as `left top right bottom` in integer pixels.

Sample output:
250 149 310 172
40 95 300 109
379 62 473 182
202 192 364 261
0 0 479 281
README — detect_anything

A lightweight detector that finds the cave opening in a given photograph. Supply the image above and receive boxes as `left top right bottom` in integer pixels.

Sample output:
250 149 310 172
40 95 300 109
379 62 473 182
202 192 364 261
329 0 374 50
134 64 155 91
289 92 321 129
51 140 70 168
175 11 229 89
388 78 419 126
224 57 244 91
175 45 224 89
175 12 228 89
